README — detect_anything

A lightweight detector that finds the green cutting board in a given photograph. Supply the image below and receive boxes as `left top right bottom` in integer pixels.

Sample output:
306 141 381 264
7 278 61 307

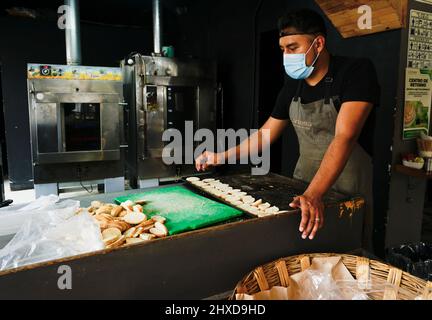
114 186 243 235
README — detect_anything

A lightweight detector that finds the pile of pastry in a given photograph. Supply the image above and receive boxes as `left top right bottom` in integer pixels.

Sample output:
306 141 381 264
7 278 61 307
85 200 168 249
186 177 282 217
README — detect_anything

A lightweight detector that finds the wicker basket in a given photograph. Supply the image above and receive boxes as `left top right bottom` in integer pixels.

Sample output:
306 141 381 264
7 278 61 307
232 253 432 300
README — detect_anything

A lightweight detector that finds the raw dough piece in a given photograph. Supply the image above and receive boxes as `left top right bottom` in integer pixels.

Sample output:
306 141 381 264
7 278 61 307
242 196 255 204
226 195 241 203
192 181 207 187
252 199 263 207
186 177 200 182
231 200 244 206
265 206 280 214
258 203 271 210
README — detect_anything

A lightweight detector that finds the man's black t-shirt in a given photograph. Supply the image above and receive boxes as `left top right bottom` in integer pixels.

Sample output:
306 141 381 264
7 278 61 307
271 55 380 157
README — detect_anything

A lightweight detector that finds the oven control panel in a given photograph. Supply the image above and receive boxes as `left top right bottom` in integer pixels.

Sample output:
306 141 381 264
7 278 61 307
27 63 122 81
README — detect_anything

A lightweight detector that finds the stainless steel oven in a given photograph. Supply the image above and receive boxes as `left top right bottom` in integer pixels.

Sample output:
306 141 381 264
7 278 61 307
27 64 125 196
122 55 217 188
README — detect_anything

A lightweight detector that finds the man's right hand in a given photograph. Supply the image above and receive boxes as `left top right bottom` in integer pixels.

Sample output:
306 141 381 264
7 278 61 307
195 151 225 172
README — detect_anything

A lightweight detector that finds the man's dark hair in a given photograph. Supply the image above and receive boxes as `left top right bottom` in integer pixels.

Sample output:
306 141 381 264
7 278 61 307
278 9 327 38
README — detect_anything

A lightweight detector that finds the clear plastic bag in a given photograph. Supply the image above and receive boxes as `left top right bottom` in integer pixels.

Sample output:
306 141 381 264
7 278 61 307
0 195 62 236
294 270 398 300
236 257 426 300
290 270 424 300
292 263 369 300
0 199 104 271
294 269 358 300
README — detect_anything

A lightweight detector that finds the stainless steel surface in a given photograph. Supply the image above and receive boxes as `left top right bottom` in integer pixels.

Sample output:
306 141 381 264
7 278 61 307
33 161 123 185
28 79 122 165
34 183 59 198
104 177 125 193
36 150 120 164
138 178 159 189
65 0 82 65
59 180 103 188
28 66 124 186
122 55 217 186
144 85 165 158
153 0 163 55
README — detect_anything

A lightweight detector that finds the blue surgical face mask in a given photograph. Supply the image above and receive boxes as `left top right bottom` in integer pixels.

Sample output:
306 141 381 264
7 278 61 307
283 38 320 80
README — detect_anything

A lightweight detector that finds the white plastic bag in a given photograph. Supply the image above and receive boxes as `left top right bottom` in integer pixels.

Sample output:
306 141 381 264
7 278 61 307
294 269 370 300
0 199 104 271
0 195 61 236
236 256 412 300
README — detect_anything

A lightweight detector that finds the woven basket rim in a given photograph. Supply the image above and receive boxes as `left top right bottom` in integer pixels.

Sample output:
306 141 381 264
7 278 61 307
231 253 431 300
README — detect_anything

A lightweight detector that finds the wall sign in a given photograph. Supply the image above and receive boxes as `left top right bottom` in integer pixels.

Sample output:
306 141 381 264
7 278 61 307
403 68 432 140
408 10 432 70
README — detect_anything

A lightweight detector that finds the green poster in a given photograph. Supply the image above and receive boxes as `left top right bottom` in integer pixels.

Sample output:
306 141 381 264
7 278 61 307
403 68 432 140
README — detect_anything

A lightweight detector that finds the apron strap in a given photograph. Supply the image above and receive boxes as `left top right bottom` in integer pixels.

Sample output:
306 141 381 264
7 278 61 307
324 76 333 105
324 55 335 105
294 55 334 104
293 80 303 102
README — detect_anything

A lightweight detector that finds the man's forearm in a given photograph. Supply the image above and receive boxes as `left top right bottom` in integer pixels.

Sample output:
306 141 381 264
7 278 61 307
304 136 357 198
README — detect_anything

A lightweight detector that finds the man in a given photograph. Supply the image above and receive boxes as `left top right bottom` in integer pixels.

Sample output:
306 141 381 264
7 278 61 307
195 9 379 251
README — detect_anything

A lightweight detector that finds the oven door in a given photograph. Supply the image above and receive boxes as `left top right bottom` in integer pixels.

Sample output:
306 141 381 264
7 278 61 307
30 92 121 164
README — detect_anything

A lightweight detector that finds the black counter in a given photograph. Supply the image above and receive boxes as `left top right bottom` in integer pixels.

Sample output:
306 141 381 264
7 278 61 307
0 173 365 299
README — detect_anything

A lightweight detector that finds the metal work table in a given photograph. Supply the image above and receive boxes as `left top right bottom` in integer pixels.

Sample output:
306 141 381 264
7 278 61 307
0 173 365 299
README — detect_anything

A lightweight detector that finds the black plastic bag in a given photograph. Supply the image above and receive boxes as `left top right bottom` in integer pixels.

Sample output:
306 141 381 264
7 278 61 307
386 242 432 281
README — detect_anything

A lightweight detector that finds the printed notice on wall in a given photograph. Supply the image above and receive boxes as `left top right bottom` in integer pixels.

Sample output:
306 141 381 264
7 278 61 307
408 10 432 70
404 68 432 140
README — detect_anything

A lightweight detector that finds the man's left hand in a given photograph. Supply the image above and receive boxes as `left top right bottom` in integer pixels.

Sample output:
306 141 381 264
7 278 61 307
289 193 325 240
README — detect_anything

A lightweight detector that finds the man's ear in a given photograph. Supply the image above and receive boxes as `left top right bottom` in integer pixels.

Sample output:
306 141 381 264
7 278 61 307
316 35 326 53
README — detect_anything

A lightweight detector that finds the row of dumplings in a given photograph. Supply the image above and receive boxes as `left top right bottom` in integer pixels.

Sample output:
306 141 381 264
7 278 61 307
186 177 281 217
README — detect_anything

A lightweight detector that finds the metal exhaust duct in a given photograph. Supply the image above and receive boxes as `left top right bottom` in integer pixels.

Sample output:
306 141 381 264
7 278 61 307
65 0 82 65
153 0 163 55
